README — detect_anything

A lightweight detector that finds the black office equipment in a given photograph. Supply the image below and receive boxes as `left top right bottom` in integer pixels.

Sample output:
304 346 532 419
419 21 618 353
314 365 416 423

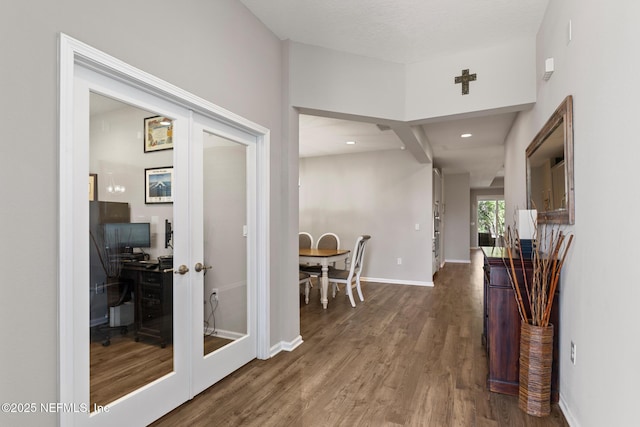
164 219 173 249
158 255 173 270
103 222 151 252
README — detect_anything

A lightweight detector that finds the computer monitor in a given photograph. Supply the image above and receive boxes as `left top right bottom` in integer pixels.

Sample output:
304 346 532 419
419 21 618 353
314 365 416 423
103 222 151 252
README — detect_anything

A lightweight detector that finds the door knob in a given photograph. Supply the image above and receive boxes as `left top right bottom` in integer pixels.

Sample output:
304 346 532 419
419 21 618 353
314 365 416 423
175 264 189 275
195 262 213 272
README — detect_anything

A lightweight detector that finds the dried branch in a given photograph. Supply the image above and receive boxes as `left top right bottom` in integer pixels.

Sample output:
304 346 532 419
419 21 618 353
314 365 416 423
505 226 528 322
504 216 574 327
542 234 574 327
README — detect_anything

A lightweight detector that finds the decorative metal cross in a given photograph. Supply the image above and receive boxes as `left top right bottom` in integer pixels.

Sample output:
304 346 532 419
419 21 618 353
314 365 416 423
454 69 477 95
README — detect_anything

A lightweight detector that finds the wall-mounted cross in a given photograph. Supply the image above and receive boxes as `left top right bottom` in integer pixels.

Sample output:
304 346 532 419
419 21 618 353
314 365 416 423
454 69 477 95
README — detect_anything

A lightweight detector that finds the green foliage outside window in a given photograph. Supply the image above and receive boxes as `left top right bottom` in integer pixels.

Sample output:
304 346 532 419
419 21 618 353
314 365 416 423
478 200 505 238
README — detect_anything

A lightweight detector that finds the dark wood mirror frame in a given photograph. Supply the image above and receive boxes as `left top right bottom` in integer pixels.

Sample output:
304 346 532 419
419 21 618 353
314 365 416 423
526 95 574 224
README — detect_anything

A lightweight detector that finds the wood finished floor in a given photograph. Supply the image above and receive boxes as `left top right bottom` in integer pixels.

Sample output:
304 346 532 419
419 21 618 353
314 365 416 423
152 249 569 426
90 332 232 408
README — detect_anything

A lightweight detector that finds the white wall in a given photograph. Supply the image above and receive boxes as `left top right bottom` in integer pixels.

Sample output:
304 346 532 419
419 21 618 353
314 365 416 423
0 2 287 426
299 150 433 284
405 38 537 121
503 1 640 425
289 41 406 120
443 173 471 262
289 37 537 123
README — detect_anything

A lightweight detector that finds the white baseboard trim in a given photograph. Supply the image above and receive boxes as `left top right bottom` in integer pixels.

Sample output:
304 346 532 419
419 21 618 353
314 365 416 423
269 335 303 357
204 328 245 341
444 259 471 264
361 277 434 287
559 394 578 426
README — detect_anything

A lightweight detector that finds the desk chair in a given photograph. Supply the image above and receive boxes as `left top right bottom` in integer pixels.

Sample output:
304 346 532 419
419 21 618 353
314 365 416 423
328 235 371 307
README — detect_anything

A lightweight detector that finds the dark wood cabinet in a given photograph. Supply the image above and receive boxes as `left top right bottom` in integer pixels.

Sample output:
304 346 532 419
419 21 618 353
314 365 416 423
481 247 559 402
121 264 173 348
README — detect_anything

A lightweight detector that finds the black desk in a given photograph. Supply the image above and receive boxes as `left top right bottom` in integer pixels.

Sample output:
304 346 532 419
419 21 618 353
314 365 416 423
121 262 173 348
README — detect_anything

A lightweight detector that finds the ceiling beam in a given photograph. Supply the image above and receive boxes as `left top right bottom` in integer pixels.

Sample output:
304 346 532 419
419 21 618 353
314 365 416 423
391 124 433 164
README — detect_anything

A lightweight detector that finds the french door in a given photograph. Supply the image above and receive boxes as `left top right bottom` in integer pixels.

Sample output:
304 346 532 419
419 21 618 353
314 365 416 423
60 35 266 426
189 114 257 395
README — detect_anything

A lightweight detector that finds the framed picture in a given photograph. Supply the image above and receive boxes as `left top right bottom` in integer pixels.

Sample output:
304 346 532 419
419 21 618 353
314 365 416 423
145 167 174 204
89 173 98 201
144 116 174 152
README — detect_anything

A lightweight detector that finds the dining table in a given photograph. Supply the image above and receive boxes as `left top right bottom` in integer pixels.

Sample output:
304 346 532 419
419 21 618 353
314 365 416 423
299 248 350 309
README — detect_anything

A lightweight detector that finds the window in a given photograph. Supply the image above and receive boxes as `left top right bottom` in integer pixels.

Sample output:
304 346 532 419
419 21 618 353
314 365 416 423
478 200 505 246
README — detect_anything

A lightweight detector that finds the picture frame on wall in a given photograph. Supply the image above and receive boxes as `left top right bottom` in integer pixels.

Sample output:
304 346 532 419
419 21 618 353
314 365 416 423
144 116 174 152
145 167 174 204
89 173 98 201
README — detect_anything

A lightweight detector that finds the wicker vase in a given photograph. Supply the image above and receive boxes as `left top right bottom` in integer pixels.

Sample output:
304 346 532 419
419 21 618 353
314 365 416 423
519 322 554 416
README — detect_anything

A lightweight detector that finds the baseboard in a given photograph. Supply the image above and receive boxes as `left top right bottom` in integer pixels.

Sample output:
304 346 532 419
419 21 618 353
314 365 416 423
444 259 471 264
203 328 245 341
361 277 434 287
269 335 304 357
559 394 578 426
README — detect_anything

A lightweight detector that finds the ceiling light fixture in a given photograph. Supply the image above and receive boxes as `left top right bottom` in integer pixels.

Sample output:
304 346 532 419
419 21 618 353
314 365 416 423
106 172 126 194
461 133 472 138
346 140 356 145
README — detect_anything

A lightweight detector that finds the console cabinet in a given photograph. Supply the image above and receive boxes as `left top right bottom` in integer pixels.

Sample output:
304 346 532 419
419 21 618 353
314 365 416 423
481 247 560 402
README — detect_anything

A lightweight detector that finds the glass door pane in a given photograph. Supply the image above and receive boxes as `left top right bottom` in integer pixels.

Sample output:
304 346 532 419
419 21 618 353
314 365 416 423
88 93 175 409
190 115 256 396
202 132 248 356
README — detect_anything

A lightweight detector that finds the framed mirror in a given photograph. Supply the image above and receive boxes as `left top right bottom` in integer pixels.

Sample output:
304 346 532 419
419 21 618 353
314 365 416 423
526 95 574 224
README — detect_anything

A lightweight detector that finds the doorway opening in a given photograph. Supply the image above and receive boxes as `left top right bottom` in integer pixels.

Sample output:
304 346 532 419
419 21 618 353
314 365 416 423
477 199 505 247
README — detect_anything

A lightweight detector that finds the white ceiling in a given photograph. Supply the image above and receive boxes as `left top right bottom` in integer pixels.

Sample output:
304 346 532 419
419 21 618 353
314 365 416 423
240 0 547 64
243 0 549 188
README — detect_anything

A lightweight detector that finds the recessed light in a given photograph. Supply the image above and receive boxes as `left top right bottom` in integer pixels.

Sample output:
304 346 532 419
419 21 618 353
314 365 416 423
461 133 472 138
346 140 356 145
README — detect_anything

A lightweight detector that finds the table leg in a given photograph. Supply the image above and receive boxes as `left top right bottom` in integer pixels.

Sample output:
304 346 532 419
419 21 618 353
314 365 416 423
321 264 329 309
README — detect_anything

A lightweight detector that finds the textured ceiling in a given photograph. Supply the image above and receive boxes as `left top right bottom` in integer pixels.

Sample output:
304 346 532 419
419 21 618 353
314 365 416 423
241 0 548 64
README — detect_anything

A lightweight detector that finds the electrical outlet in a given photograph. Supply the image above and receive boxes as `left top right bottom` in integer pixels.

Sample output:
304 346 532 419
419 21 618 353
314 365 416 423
570 341 576 365
211 288 219 301
397 258 402 265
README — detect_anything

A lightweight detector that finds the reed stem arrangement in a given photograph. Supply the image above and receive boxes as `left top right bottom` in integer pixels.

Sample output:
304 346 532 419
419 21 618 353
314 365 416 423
504 221 573 327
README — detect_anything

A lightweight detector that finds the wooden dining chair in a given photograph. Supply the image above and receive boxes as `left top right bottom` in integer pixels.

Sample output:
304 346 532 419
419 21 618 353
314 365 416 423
300 231 342 278
328 235 371 307
299 271 312 304
299 231 314 249
316 232 340 250
299 232 315 303
316 232 341 267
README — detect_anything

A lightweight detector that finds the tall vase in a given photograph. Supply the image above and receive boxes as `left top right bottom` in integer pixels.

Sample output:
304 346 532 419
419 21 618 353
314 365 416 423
519 322 554 416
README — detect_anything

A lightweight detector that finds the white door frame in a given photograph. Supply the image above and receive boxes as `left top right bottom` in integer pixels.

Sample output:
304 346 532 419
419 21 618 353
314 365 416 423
58 33 271 426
